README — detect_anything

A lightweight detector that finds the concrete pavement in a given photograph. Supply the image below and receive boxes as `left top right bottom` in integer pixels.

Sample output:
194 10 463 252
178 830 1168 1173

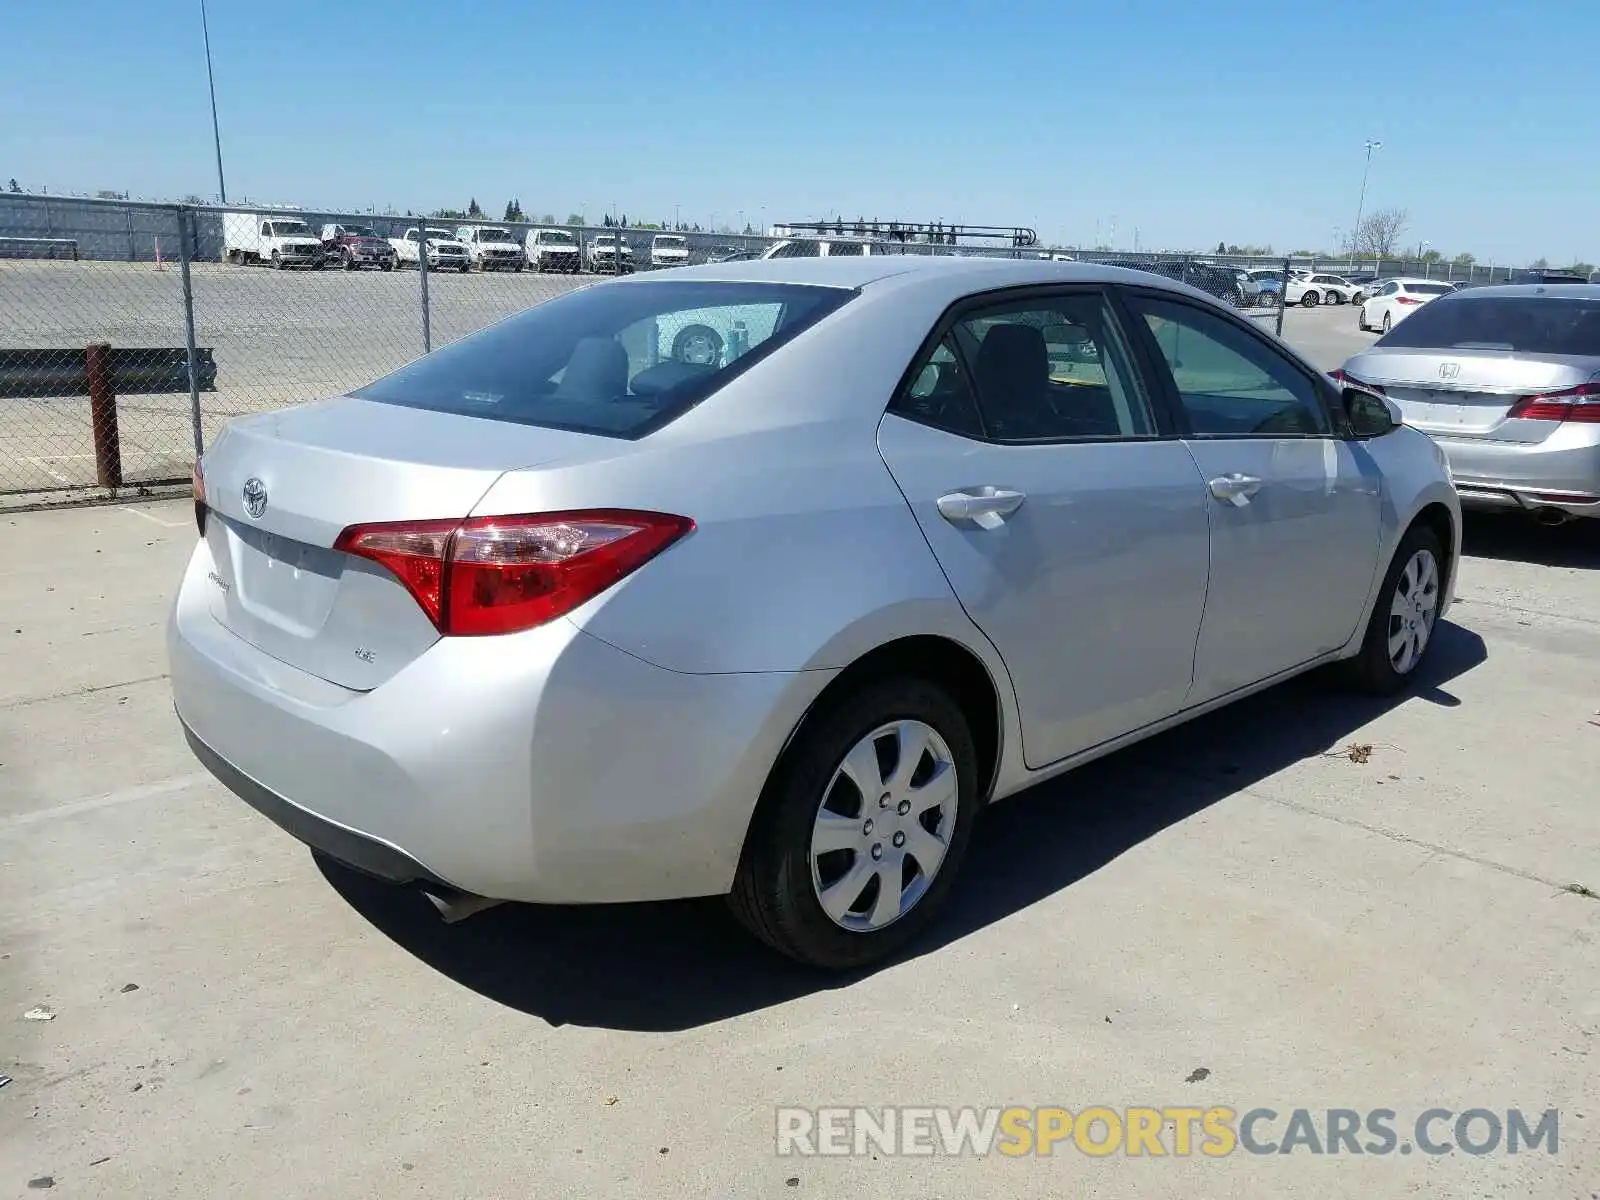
2 499 1597 1198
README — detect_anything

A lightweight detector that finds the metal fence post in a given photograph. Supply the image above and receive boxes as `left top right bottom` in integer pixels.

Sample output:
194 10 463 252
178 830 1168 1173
85 343 123 488
1276 257 1288 337
418 225 432 354
176 207 205 459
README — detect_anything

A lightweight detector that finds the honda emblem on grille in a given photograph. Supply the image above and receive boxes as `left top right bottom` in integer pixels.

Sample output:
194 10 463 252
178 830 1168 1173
242 477 268 519
1439 362 1461 380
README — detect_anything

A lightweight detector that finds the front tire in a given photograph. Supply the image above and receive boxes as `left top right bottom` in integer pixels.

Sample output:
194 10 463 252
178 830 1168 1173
271 250 283 270
1340 525 1446 695
729 678 979 969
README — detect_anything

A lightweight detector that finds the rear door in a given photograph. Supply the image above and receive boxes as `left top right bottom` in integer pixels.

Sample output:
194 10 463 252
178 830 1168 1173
876 286 1212 768
1123 290 1383 701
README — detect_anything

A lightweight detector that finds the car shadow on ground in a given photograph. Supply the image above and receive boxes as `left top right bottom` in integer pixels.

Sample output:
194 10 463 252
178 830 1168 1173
320 620 1486 1032
1460 511 1600 569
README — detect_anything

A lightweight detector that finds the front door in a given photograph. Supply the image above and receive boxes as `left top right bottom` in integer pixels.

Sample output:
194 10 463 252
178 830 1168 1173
876 287 1212 768
1123 291 1383 702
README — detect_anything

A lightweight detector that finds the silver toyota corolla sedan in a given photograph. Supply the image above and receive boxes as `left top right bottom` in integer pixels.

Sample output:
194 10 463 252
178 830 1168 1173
171 256 1459 968
1338 283 1600 522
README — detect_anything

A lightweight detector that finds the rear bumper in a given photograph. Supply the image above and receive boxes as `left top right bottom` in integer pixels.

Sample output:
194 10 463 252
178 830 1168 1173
181 717 458 892
1432 429 1600 517
168 540 827 903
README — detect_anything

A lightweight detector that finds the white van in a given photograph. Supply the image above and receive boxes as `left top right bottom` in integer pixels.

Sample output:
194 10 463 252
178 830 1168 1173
454 226 527 272
525 228 582 273
760 237 886 259
222 212 324 269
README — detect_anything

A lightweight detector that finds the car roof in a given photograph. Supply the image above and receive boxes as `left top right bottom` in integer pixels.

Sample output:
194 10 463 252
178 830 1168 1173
617 254 1237 305
1444 282 1600 301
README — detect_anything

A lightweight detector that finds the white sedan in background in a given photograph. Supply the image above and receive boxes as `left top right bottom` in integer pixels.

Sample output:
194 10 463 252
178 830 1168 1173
1285 272 1362 307
1358 278 1457 333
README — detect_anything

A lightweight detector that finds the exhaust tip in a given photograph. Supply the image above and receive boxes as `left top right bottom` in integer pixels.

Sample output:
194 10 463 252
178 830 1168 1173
1533 507 1572 527
424 890 505 924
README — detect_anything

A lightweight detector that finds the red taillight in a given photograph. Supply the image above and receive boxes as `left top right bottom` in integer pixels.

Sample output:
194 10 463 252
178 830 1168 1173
192 458 207 534
1330 368 1387 396
1395 296 1422 305
1505 381 1600 423
334 510 694 636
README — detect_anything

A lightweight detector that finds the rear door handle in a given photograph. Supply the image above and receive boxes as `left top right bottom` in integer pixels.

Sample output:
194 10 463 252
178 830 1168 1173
1208 473 1263 507
936 488 1026 530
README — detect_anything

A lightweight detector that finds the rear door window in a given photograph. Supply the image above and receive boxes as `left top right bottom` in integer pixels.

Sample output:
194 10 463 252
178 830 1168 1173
352 281 853 438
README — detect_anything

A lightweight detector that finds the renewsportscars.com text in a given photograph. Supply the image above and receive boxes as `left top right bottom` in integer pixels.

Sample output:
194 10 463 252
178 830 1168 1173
776 1106 1559 1158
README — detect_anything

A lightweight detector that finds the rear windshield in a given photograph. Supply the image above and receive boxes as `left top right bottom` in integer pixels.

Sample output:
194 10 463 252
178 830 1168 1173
1403 283 1454 295
1377 295 1600 353
352 281 854 438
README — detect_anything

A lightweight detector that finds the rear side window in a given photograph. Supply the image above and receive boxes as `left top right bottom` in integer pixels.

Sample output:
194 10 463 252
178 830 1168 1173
1377 295 1600 353
352 281 852 438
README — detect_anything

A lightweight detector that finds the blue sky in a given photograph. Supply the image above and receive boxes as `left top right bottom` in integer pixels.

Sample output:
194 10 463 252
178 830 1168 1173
4 0 1594 264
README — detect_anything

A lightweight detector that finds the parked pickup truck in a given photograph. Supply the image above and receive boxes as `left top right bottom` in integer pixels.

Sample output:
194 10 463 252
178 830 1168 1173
525 227 582 273
586 234 635 273
222 212 324 269
389 228 471 272
454 225 527 271
319 223 396 271
650 233 690 269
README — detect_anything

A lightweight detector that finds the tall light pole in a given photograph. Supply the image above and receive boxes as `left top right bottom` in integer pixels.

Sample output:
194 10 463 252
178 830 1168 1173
1351 138 1382 254
199 0 227 204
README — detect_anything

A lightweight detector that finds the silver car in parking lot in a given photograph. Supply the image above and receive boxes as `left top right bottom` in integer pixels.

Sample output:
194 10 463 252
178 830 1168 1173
1338 283 1600 522
171 257 1458 968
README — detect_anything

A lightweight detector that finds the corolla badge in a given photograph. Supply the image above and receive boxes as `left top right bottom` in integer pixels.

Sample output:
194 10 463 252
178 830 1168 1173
242 476 268 519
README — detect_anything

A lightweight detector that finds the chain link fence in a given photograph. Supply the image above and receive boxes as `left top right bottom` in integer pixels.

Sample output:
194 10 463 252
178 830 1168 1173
0 192 1423 499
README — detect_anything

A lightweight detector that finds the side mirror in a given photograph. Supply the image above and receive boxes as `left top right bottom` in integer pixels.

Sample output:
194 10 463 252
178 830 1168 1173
1343 386 1400 437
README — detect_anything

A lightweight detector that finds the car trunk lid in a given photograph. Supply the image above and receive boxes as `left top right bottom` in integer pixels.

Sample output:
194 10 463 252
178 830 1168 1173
1344 348 1596 442
199 396 623 690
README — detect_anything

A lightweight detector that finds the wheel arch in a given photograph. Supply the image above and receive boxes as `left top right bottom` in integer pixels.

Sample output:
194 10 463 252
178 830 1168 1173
741 634 1008 879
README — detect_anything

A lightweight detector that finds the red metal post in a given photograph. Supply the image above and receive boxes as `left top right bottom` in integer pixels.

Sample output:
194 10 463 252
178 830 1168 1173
85 342 123 488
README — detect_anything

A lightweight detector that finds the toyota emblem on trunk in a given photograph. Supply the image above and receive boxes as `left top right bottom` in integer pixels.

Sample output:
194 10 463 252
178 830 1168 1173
1439 362 1460 380
242 477 268 519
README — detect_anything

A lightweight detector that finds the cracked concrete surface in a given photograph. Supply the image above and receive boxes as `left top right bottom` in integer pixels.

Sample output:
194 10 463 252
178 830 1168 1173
2 497 1597 1199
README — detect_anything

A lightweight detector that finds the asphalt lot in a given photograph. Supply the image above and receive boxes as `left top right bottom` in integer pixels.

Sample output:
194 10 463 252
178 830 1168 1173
1 260 1331 497
2 495 1597 1197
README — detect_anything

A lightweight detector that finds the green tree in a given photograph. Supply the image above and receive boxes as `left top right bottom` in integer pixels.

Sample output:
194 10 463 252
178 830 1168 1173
1419 249 1443 264
1567 261 1596 278
7 178 20 193
467 197 483 217
1216 241 1227 254
503 198 524 222
1531 256 1550 269
1452 251 1476 266
431 208 466 220
565 213 583 225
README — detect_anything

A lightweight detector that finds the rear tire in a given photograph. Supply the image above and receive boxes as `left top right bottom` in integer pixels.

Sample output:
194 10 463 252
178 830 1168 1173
1381 312 1392 333
271 250 283 270
1301 290 1320 307
1339 524 1446 695
343 249 357 271
729 678 979 969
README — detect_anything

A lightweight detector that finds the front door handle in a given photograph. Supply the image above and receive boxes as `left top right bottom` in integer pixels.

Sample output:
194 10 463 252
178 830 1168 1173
1208 473 1263 507
936 487 1027 530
